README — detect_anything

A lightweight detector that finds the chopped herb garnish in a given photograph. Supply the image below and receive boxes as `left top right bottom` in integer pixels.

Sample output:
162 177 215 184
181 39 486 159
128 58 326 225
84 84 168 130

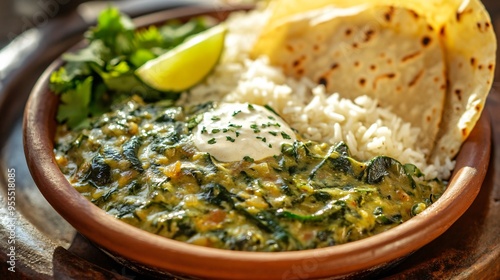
235 131 241 137
201 126 207 134
232 110 242 117
211 116 221 121
208 138 216 144
250 124 261 133
281 132 291 139
264 104 280 116
256 136 267 143
269 122 281 128
268 144 273 148
248 104 255 111
269 131 278 136
268 116 276 120
229 124 242 128
211 129 220 134
226 136 236 142
243 156 254 162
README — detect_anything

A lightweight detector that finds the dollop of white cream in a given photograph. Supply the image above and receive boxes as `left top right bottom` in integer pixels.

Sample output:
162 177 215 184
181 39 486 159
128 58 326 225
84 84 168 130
193 103 296 162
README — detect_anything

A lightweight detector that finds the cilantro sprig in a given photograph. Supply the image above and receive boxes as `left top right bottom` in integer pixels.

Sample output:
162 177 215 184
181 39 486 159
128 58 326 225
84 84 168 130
50 7 212 129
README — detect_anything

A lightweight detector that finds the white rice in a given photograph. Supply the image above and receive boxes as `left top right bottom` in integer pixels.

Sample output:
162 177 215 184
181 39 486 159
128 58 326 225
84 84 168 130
177 9 455 180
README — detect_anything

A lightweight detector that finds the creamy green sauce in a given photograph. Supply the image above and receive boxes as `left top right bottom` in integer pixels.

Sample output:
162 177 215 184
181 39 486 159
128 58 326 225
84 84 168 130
54 96 445 252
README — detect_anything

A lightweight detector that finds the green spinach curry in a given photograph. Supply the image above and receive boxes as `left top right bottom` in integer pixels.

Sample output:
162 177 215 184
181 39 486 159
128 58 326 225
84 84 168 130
54 96 445 252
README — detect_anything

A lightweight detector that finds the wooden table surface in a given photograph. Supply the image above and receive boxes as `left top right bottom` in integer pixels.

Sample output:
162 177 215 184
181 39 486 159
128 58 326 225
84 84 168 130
0 1 499 279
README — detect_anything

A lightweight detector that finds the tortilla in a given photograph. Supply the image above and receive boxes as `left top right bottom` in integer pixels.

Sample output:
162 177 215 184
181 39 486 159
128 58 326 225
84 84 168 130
252 0 496 164
428 0 496 163
252 4 447 159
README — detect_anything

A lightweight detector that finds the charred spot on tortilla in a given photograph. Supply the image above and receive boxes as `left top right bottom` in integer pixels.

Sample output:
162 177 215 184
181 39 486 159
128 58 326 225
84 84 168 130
456 8 474 23
462 128 468 137
454 89 462 101
409 10 420 19
318 77 328 87
476 21 491 32
440 26 446 36
364 29 375 42
359 78 366 86
402 51 421 62
421 36 431 47
471 57 477 66
384 6 395 22
408 70 423 87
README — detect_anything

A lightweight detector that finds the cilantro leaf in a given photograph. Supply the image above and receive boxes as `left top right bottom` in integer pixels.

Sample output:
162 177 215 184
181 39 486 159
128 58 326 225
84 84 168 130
57 77 93 128
62 40 107 66
134 25 163 50
160 17 213 47
49 67 75 94
129 49 156 68
88 7 135 55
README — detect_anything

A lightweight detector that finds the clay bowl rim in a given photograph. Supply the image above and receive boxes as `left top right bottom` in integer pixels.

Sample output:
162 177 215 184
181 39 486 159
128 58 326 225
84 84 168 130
22 5 491 280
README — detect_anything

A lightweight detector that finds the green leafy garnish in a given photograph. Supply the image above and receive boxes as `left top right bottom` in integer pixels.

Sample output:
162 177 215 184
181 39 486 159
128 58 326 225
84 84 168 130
56 77 93 129
49 7 213 129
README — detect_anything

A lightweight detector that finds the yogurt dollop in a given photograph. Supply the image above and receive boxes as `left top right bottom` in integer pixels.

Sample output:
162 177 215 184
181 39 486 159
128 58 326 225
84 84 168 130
193 103 297 162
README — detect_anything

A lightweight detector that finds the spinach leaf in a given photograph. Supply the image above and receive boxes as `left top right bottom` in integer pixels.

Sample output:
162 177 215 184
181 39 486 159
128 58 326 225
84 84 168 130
364 156 417 188
199 183 234 208
333 142 351 157
122 136 144 172
85 155 111 187
278 200 345 222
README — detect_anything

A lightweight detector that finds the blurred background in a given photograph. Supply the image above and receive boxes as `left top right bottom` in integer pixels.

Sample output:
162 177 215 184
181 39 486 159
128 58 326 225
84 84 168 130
0 0 499 76
0 0 86 47
0 0 261 47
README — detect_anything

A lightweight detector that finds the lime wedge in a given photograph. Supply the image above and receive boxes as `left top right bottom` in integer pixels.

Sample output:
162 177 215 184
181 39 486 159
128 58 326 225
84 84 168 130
136 24 227 92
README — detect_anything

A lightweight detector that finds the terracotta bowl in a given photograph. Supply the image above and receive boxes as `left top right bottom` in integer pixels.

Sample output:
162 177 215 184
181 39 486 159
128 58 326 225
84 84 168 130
22 5 491 280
